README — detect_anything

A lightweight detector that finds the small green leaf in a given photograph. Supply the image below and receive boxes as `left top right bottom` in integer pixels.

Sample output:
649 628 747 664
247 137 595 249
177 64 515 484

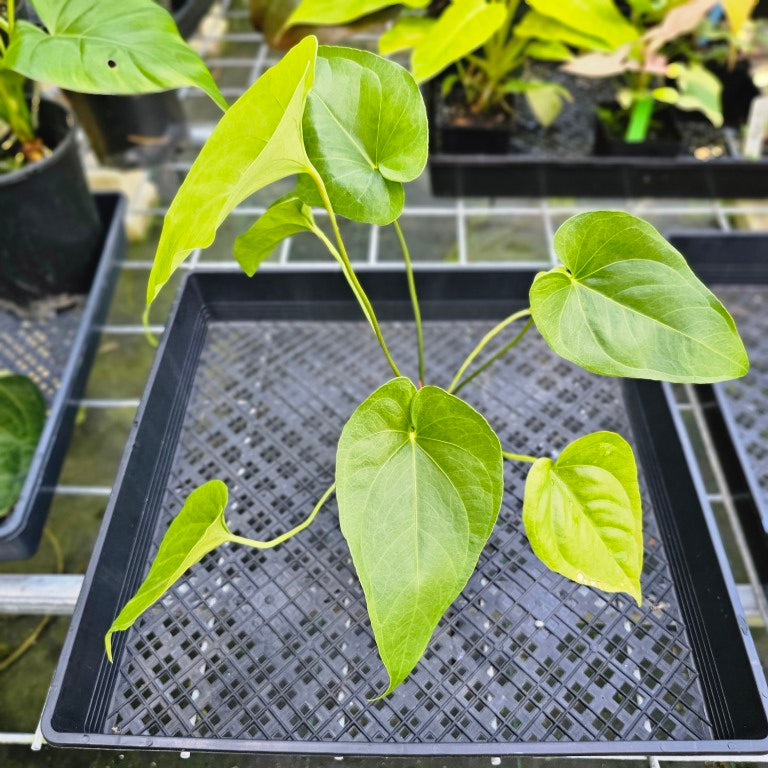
523 431 643 604
336 378 503 695
515 12 626 53
530 212 749 383
522 83 570 127
379 16 435 55
0 376 45 518
234 194 316 276
524 40 574 62
145 36 319 313
287 0 428 27
104 480 230 661
301 46 427 225
5 0 226 109
410 0 506 84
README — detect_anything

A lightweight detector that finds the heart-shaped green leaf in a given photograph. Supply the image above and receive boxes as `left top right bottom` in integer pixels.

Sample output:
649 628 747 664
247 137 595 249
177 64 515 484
0 375 45 518
145 36 320 313
336 378 503 695
523 431 643 604
410 0 506 84
530 211 749 382
105 480 230 661
6 0 226 109
234 194 316 276
301 45 428 225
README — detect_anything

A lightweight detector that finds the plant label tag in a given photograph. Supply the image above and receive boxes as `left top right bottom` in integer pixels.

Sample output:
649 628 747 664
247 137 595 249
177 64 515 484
743 96 768 160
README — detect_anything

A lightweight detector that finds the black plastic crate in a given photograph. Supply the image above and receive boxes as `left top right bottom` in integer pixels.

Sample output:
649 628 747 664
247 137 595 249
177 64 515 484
669 232 768 591
0 194 125 560
43 269 768 756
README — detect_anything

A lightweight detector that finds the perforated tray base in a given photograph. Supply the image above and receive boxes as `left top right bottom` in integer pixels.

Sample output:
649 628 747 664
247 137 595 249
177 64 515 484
0 194 124 560
43 270 768 756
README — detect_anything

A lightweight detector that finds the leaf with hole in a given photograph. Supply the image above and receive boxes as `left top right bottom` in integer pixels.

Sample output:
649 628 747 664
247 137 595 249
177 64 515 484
5 0 226 109
300 45 428 225
145 36 321 314
104 480 231 661
0 375 45 518
234 195 316 276
335 378 503 696
523 431 643 604
529 211 749 382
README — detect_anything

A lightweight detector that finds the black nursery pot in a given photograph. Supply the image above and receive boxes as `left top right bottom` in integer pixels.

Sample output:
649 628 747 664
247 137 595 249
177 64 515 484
170 0 216 38
593 103 683 158
65 90 188 168
0 99 101 305
712 61 760 127
429 82 512 155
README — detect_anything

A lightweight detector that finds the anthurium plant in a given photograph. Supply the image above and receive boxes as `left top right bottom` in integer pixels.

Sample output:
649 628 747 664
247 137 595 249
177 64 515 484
0 0 225 170
105 38 749 697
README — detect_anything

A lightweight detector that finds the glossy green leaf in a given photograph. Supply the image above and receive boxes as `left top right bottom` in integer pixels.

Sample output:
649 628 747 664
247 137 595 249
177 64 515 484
234 195 316 276
410 0 506 84
0 376 45 518
287 0 428 27
336 378 503 695
523 431 643 605
5 0 226 109
379 16 435 55
530 212 749 382
146 36 319 312
105 480 230 661
301 46 427 225
525 0 640 49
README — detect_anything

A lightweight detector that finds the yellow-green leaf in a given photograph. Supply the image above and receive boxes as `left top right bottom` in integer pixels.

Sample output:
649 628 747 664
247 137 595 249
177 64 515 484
523 431 643 605
379 16 435 55
145 36 319 314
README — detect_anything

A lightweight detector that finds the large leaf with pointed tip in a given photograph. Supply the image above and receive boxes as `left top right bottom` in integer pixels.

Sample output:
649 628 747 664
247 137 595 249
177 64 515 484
0 376 45 518
410 0 506 83
145 36 319 313
300 46 427 225
234 195 316 276
5 0 226 109
105 480 230 661
523 431 643 605
525 0 640 49
287 0 428 27
336 378 503 696
529 212 749 382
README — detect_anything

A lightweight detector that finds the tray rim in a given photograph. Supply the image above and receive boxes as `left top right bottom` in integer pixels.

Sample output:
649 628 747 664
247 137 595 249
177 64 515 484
668 230 768 536
41 266 768 756
0 192 126 560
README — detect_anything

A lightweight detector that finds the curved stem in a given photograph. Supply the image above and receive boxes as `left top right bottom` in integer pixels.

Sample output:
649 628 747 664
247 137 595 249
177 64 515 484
453 317 533 395
448 308 531 394
307 168 402 378
6 0 13 34
229 482 336 550
502 451 538 464
393 220 425 386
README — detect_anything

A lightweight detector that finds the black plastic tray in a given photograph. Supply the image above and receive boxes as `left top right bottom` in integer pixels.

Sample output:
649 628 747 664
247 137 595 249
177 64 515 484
0 194 125 560
429 152 768 199
669 232 768 589
43 269 768 756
